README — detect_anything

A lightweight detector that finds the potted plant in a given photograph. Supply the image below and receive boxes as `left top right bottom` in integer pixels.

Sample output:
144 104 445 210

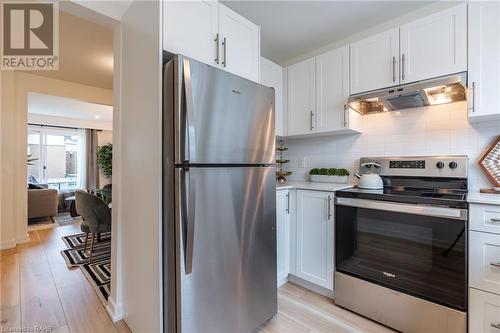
309 168 350 184
97 143 113 178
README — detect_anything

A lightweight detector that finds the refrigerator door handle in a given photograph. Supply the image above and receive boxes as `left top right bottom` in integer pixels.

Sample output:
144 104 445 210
182 167 196 274
182 58 197 163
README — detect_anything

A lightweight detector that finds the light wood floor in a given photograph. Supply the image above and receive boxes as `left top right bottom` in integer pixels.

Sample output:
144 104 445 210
260 283 395 333
0 223 130 333
1 223 394 333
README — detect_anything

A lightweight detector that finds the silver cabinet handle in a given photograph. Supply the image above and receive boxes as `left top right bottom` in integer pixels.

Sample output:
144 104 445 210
286 192 290 214
222 37 227 68
401 53 405 81
490 262 500 268
214 33 219 65
470 81 476 113
392 56 396 82
327 195 332 220
491 323 500 330
489 218 500 224
310 111 314 131
343 104 348 127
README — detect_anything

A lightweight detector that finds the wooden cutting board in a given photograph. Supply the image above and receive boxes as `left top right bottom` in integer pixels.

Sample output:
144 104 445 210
480 188 500 194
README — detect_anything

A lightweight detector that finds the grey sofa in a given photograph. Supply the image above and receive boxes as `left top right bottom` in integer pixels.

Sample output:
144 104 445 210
28 188 58 222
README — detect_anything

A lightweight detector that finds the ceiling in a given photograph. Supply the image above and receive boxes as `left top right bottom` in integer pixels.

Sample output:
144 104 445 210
28 93 113 122
222 1 436 64
26 10 113 90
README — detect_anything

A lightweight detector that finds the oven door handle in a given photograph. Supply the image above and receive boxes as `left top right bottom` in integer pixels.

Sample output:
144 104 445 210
336 197 468 220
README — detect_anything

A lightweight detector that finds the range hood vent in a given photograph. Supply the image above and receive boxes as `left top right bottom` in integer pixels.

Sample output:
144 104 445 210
348 72 467 115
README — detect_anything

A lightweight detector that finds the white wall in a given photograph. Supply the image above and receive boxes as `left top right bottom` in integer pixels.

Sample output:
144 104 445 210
284 101 499 191
0 72 112 250
120 0 162 331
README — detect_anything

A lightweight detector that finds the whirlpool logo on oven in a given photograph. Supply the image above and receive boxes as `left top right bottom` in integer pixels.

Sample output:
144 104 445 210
383 271 396 278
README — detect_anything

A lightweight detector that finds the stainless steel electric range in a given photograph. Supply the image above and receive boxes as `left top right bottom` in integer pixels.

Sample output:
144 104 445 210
335 156 468 333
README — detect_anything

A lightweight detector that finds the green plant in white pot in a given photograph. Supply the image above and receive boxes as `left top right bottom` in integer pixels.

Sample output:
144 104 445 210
309 168 350 183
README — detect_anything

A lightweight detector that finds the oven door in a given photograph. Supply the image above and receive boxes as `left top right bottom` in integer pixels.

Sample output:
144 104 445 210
335 197 467 311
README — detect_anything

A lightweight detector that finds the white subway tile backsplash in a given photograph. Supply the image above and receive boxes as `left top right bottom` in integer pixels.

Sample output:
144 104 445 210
283 101 500 191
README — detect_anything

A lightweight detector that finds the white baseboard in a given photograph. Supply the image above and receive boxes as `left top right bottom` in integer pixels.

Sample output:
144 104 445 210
16 234 30 244
277 277 288 288
0 238 16 250
106 296 123 322
288 275 335 299
0 234 30 250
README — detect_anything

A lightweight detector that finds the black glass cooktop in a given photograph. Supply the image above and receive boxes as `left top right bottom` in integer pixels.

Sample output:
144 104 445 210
336 185 467 208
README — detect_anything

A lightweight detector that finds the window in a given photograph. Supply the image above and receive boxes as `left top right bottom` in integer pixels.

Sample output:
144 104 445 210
27 126 85 190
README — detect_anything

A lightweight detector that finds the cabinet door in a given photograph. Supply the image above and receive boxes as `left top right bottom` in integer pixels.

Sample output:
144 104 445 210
295 190 334 290
468 1 500 121
400 4 466 84
261 57 284 137
470 203 500 236
470 231 500 295
350 28 399 94
163 0 218 67
276 190 290 285
469 288 500 333
219 4 260 82
287 58 316 136
316 46 349 133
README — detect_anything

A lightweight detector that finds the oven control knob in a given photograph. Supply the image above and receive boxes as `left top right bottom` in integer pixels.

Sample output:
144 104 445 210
449 161 458 169
436 161 445 169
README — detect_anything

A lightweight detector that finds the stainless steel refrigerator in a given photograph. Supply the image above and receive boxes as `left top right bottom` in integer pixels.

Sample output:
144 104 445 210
163 54 277 333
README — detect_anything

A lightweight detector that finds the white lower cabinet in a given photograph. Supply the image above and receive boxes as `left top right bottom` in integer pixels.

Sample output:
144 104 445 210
469 202 500 332
294 190 334 290
276 190 290 286
469 288 500 333
470 231 500 295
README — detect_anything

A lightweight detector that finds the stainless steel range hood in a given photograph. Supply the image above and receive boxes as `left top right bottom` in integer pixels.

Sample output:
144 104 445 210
348 72 467 115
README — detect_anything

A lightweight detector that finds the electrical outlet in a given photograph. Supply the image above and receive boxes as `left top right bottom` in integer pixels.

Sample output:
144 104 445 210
298 157 305 168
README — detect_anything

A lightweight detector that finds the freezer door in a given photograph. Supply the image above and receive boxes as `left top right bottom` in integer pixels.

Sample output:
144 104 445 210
175 56 275 165
177 166 277 333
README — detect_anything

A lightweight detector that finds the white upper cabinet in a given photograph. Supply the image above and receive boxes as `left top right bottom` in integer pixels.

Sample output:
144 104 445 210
260 57 284 136
400 4 467 84
285 47 360 137
163 1 260 82
350 28 399 94
316 46 350 133
349 4 467 94
287 58 316 136
219 4 260 82
163 1 219 67
295 190 334 290
468 1 500 122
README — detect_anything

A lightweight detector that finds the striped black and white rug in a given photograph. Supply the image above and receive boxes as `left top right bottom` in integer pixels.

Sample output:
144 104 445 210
60 232 111 303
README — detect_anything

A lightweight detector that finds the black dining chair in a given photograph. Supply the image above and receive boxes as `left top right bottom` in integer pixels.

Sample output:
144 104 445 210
75 190 111 263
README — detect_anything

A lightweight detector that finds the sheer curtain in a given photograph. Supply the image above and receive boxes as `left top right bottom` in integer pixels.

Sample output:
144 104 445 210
77 128 87 189
83 129 99 189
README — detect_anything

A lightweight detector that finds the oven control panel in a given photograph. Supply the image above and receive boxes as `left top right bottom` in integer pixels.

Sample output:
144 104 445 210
359 156 468 178
389 160 425 169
